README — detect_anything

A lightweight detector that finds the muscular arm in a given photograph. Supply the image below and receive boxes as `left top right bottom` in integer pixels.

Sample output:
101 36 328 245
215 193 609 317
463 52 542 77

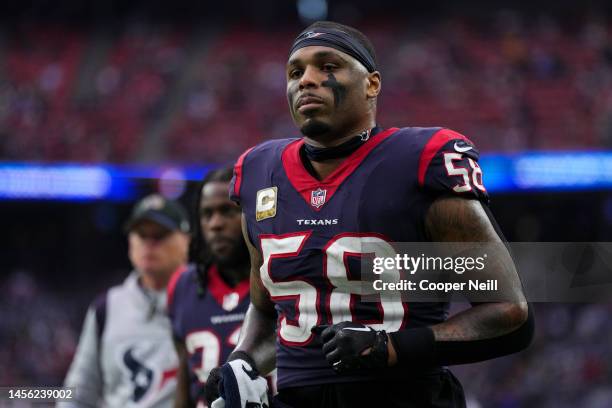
232 213 277 374
388 197 532 366
426 197 528 342
172 340 192 408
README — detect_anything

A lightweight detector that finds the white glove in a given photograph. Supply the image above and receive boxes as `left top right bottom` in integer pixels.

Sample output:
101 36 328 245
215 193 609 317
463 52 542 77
210 359 269 408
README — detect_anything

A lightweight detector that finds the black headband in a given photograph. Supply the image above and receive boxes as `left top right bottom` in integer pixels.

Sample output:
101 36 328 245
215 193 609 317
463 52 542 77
289 28 376 73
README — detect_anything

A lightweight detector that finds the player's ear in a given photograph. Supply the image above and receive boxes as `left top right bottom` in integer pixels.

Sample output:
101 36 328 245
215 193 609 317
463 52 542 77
366 71 381 99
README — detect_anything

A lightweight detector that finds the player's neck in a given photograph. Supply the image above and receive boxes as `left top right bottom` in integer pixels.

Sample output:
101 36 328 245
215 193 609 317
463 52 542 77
307 159 344 181
302 121 376 180
303 119 376 149
217 263 249 287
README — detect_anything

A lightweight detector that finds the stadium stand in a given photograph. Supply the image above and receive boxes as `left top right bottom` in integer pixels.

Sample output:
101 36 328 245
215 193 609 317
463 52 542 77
2 14 612 163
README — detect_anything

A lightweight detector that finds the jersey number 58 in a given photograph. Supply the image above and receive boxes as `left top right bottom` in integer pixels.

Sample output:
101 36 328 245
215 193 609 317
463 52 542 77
260 233 405 345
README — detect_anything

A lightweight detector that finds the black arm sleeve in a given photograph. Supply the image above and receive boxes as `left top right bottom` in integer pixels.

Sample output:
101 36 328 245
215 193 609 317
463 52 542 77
434 305 534 365
389 305 535 367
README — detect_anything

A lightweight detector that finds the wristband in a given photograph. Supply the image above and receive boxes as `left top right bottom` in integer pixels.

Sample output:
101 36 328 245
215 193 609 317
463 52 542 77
387 327 436 368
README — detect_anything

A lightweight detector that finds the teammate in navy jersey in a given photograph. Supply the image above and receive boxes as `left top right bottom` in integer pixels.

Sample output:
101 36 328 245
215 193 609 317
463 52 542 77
168 168 251 408
206 21 534 408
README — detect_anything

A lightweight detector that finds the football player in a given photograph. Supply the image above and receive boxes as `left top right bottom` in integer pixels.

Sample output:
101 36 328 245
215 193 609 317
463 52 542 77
206 21 534 408
168 168 252 407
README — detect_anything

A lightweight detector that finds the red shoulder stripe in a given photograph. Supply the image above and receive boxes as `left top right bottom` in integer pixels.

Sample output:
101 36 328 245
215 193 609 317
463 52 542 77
417 129 472 187
233 146 255 198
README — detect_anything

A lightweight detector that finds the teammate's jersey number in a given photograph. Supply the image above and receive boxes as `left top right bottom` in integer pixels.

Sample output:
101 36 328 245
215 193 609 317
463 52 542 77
260 233 405 345
185 325 241 383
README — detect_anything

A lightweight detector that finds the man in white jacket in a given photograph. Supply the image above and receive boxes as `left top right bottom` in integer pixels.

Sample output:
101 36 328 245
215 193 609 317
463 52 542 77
59 194 191 408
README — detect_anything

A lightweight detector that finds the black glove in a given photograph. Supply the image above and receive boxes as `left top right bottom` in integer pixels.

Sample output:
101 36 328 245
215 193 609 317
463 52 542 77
312 322 389 374
205 366 223 404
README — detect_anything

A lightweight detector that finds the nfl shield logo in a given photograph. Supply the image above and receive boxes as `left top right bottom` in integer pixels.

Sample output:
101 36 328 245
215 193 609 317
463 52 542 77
222 292 240 311
310 188 327 208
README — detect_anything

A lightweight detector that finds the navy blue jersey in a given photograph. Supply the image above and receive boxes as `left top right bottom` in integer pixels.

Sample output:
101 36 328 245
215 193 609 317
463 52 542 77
167 264 250 405
230 127 488 390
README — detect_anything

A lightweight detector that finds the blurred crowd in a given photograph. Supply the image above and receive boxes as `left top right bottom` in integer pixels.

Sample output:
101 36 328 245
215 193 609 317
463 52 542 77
456 303 612 408
1 270 611 407
0 25 185 162
0 272 79 387
2 12 612 164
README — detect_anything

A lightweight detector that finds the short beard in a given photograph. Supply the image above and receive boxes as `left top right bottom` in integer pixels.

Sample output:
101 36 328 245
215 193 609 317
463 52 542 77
300 120 331 138
211 239 249 270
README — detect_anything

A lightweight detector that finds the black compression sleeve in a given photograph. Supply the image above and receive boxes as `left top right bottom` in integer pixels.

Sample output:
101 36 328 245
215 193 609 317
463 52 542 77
435 306 534 365
389 306 534 367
